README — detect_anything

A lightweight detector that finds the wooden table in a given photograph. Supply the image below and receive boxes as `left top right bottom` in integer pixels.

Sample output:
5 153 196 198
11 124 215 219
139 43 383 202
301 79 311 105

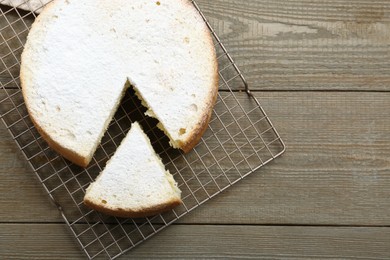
1 0 390 258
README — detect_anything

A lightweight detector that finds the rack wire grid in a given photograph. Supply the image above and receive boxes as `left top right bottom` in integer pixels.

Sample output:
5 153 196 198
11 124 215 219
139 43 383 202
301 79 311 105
0 0 285 259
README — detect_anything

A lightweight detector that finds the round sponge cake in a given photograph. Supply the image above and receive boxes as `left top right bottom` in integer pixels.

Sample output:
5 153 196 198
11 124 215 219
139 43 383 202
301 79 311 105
21 0 218 167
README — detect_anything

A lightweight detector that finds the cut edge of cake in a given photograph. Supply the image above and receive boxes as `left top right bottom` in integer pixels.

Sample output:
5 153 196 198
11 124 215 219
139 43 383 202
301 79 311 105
20 0 219 168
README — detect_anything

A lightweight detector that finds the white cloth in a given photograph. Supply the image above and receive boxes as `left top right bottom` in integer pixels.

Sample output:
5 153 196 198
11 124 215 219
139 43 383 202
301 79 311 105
1 0 51 13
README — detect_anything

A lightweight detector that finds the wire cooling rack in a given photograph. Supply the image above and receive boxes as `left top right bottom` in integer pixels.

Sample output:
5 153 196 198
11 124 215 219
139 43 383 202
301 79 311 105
0 1 285 259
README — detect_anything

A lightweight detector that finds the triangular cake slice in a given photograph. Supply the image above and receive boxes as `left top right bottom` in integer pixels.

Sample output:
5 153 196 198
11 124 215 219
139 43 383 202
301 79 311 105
84 122 182 218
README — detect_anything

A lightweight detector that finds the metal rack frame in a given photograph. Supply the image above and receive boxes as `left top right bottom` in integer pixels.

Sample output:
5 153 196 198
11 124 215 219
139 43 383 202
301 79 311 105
0 1 285 259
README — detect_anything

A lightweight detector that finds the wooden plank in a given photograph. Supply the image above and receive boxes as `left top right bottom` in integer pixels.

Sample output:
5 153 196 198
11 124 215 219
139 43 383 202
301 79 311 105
0 224 84 259
0 121 62 222
182 91 390 225
0 1 388 259
197 0 390 91
1 224 390 259
1 92 390 225
1 1 390 91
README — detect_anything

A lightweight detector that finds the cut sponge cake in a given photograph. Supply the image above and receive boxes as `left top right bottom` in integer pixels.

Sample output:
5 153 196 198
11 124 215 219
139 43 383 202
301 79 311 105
84 122 182 218
21 0 218 167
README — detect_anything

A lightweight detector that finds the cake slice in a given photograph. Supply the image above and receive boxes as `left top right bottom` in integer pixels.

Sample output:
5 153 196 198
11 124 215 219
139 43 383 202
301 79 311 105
84 122 182 218
21 0 218 167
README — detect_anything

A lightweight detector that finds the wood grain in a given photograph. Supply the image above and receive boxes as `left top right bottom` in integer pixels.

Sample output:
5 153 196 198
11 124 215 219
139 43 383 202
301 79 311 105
1 224 389 259
183 91 390 225
197 0 390 91
0 121 61 222
1 0 390 91
2 92 390 225
1 0 390 259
